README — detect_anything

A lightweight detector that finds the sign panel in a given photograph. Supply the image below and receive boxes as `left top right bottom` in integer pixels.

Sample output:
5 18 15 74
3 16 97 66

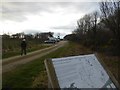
52 54 116 88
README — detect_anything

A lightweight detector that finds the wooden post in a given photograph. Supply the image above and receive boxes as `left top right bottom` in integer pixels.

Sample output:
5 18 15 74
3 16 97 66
44 59 60 89
95 53 120 89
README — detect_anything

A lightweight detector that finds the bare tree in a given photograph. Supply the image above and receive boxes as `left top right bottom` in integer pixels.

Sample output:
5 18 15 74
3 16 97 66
89 11 99 49
91 11 99 38
83 14 92 34
77 18 84 34
77 14 92 35
100 1 120 48
91 11 99 37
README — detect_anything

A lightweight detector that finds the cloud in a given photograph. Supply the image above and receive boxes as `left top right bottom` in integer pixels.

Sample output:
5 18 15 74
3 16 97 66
3 0 101 2
0 2 100 37
1 2 54 21
52 25 76 30
1 2 99 22
23 29 42 34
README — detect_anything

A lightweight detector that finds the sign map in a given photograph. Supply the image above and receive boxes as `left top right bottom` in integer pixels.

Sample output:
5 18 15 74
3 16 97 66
52 54 116 89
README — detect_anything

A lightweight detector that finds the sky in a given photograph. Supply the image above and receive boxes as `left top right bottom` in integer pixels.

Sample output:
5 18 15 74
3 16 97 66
0 1 100 38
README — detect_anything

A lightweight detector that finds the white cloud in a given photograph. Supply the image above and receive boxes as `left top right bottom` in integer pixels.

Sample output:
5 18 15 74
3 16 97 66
3 0 102 2
0 2 99 38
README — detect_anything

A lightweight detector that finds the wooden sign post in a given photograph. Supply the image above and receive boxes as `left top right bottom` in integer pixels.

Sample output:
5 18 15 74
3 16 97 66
44 54 119 89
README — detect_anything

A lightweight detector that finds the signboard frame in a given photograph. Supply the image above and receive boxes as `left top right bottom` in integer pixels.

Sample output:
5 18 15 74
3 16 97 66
44 53 120 89
44 58 60 88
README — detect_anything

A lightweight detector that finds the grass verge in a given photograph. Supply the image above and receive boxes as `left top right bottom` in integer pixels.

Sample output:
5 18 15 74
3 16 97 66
2 44 51 59
2 42 119 88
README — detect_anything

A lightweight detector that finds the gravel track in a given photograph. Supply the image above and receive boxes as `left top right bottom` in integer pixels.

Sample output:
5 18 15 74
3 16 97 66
2 41 67 73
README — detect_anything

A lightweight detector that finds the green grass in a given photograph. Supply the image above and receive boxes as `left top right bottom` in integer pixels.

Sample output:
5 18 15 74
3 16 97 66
2 38 52 59
2 42 119 88
2 44 51 59
3 42 83 88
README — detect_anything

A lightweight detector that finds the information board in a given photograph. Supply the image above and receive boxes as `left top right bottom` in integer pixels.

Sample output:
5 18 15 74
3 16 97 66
51 54 117 89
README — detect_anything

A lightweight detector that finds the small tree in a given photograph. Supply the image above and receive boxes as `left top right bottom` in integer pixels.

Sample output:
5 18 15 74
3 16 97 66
91 11 99 50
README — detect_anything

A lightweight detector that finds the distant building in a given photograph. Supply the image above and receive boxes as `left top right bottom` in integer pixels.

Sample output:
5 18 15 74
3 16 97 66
2 32 55 42
11 33 25 39
2 34 10 38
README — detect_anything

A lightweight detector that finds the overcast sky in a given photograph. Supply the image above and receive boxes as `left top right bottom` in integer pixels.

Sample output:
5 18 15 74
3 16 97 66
0 2 100 38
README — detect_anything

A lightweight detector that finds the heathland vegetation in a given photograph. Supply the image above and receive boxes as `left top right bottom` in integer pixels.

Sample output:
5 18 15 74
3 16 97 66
64 1 120 86
2 0 120 88
3 42 119 88
64 1 120 56
2 32 54 58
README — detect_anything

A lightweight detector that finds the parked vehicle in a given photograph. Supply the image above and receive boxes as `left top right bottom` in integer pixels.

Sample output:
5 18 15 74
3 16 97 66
44 40 56 44
44 37 60 44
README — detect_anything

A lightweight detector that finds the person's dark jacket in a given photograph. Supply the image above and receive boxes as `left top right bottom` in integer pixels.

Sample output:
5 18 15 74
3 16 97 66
21 41 27 49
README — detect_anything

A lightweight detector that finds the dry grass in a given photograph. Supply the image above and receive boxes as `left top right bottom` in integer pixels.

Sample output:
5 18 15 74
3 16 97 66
98 53 119 84
32 41 119 87
32 71 48 88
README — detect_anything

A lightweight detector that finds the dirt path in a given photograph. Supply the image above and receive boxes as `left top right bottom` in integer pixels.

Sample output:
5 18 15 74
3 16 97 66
2 41 67 73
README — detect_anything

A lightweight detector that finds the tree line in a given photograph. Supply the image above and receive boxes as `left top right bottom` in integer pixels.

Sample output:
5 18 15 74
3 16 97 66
2 32 54 52
2 32 53 42
64 1 120 55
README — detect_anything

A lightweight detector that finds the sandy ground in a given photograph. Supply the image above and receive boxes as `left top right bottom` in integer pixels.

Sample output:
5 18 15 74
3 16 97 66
2 41 67 73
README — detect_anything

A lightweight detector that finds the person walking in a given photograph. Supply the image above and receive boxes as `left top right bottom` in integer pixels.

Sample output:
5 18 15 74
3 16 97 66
21 39 27 55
